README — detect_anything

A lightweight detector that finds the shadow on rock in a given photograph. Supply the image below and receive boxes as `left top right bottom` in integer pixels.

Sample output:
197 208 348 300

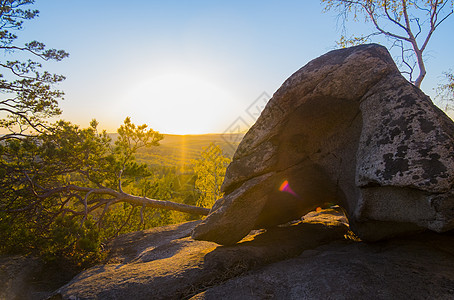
50 210 348 300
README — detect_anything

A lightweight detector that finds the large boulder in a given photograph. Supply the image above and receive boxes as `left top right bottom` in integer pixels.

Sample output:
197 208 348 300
192 43 454 245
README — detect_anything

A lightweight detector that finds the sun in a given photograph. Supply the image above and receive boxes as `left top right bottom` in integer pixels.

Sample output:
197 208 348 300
116 71 239 135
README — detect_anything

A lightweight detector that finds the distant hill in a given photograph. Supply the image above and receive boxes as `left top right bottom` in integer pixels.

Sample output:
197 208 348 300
109 133 245 167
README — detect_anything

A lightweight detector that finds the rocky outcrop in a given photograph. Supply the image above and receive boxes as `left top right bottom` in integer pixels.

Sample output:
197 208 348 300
0 256 44 300
45 210 454 299
192 43 454 244
4 211 453 299
0 255 79 300
192 231 454 300
50 210 348 299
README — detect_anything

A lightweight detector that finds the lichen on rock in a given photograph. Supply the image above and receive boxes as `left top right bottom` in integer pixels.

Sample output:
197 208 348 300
192 44 454 244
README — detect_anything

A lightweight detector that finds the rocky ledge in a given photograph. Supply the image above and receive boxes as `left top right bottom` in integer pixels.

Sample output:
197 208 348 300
2 209 453 299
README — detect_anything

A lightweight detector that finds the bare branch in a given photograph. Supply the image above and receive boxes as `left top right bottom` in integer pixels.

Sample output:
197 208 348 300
0 44 68 61
413 17 422 39
140 203 145 226
114 206 135 237
364 2 412 42
383 1 408 32
0 107 51 140
322 0 453 87
32 184 210 216
97 201 113 228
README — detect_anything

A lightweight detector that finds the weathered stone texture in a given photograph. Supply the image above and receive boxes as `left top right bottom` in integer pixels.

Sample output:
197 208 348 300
192 44 454 244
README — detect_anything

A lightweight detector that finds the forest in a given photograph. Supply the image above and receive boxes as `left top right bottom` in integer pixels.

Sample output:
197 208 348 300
0 0 249 272
1 115 240 269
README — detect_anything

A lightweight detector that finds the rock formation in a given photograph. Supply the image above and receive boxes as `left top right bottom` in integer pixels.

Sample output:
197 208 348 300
192 44 454 245
17 209 451 300
192 231 454 300
49 210 349 299
3 209 453 299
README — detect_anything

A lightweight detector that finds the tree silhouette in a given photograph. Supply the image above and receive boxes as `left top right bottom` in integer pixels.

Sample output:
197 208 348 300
0 0 68 140
322 0 453 87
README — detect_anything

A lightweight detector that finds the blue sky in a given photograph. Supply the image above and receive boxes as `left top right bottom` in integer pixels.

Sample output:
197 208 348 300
16 0 454 134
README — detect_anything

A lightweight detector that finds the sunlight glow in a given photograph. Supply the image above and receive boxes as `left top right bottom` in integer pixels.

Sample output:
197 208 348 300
117 71 239 134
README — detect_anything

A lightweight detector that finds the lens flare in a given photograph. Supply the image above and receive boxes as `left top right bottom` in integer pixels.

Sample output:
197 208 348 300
279 180 299 197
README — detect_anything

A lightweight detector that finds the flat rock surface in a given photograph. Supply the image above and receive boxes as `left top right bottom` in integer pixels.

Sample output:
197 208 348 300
192 231 454 300
4 209 452 299
51 209 348 300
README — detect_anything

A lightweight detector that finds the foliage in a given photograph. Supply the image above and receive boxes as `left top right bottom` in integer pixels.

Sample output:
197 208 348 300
42 216 104 269
0 1 234 271
115 117 163 186
321 0 453 87
0 118 236 270
436 70 454 111
0 0 68 140
0 118 207 268
193 143 231 208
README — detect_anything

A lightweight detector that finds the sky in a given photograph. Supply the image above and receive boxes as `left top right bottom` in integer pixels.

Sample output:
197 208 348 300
11 0 454 134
